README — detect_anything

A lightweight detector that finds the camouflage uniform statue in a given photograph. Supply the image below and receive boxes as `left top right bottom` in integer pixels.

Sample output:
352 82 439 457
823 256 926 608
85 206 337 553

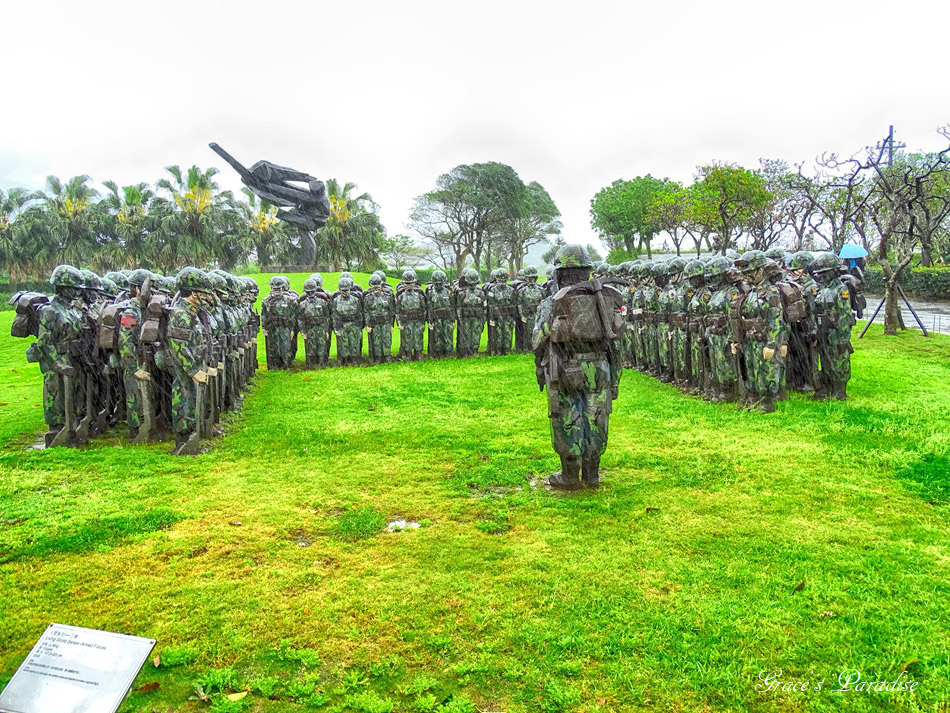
685 260 712 394
396 269 427 361
456 267 485 358
426 270 455 358
332 276 364 366
364 273 395 364
298 276 333 368
811 252 856 400
485 268 516 356
648 262 672 381
699 257 731 401
165 267 212 455
618 262 637 368
787 251 821 393
723 261 752 404
515 266 545 354
632 262 653 372
261 276 298 370
664 258 690 388
115 269 153 440
33 265 85 447
534 245 623 490
735 251 789 412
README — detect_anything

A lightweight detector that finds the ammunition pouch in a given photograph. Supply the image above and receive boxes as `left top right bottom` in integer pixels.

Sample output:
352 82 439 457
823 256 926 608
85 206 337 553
26 343 40 363
336 314 362 324
707 315 727 334
741 318 768 341
399 310 425 321
655 313 669 324
460 306 484 319
671 313 689 329
166 325 191 342
265 316 295 329
688 318 705 333
489 305 518 319
367 313 393 326
558 358 587 395
154 347 169 371
643 311 655 324
430 307 455 320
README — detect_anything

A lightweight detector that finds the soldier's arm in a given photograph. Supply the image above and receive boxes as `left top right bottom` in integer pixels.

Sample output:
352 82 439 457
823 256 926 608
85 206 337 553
167 314 201 378
35 306 60 369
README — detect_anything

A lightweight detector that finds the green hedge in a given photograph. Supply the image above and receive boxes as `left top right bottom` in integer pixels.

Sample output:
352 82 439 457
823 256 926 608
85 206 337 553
864 267 950 301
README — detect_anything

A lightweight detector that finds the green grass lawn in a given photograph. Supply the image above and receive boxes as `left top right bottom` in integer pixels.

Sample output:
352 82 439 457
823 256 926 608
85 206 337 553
0 293 949 712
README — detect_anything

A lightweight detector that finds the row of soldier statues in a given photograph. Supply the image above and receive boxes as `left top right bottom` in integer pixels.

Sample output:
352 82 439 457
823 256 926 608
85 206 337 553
602 247 865 412
261 267 550 369
10 266 261 454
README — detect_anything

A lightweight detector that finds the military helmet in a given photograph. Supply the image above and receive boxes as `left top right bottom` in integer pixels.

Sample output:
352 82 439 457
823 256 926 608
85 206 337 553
311 273 324 288
128 269 150 287
462 267 479 285
176 266 212 293
269 276 284 289
340 271 353 281
765 247 788 263
208 272 227 294
705 256 731 278
402 269 417 283
667 257 687 275
735 250 771 272
651 262 669 278
104 271 129 290
494 268 508 280
684 259 706 280
788 251 815 271
724 249 741 260
100 277 118 296
368 273 383 287
79 269 100 291
304 278 318 292
593 261 609 276
810 252 841 274
431 269 447 284
50 264 83 288
338 276 354 291
553 244 593 269
637 262 653 278
521 265 538 279
609 264 625 276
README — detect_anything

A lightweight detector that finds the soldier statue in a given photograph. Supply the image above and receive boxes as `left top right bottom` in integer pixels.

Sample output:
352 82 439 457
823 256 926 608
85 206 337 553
426 270 456 358
810 252 856 400
534 245 624 490
261 276 298 370
515 266 545 354
299 276 333 368
485 268 516 355
364 273 396 364
332 276 364 366
456 267 485 358
396 269 427 361
786 251 821 393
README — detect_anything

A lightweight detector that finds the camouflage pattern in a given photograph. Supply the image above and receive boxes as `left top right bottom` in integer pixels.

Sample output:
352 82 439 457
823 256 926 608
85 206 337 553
456 268 485 358
425 271 455 358
396 273 427 361
298 279 332 368
35 289 84 440
485 270 516 356
685 261 713 393
649 264 672 381
515 267 545 354
261 278 299 370
332 280 364 366
364 276 395 364
738 256 788 412
165 293 205 442
813 258 855 400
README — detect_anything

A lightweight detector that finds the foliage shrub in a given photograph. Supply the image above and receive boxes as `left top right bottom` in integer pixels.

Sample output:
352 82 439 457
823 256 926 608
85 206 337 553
864 266 950 300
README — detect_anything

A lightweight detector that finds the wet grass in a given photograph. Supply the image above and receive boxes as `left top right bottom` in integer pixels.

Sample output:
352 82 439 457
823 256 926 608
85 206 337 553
0 302 949 712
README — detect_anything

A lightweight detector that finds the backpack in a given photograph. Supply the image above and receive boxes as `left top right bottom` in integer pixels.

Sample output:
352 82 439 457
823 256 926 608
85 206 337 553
550 279 624 343
97 303 125 350
776 281 807 323
9 291 49 338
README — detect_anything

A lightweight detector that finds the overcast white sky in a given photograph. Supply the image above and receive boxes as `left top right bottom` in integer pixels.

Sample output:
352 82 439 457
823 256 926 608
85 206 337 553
1 0 948 258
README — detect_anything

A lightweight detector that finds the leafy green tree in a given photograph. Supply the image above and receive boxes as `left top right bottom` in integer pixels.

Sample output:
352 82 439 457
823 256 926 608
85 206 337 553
29 175 101 270
99 181 155 269
0 187 37 287
238 187 288 269
589 175 668 258
691 163 772 254
315 179 386 270
646 181 690 256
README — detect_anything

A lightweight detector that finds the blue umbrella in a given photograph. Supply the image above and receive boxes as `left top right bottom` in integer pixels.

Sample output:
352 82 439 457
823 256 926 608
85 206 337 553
839 244 869 259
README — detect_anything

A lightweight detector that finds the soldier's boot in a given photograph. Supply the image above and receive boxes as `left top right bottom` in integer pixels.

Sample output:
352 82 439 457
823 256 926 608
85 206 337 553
834 383 848 401
127 427 139 443
581 456 601 488
45 427 65 448
548 456 582 491
760 397 776 414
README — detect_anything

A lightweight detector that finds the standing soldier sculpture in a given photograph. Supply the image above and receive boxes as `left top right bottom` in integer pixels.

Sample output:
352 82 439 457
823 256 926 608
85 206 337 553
456 267 485 358
261 276 298 370
515 266 545 354
396 269 427 361
811 252 856 400
298 276 333 368
425 270 456 358
786 251 820 394
332 276 364 366
364 273 396 365
534 245 624 490
485 268 516 356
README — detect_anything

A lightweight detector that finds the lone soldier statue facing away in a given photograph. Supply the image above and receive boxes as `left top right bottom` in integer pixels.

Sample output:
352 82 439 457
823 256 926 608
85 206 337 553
534 244 624 490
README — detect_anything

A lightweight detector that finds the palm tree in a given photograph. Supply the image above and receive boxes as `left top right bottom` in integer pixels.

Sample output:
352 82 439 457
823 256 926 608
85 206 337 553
315 179 386 270
31 175 101 270
152 165 237 271
239 187 288 269
99 181 155 270
0 187 39 286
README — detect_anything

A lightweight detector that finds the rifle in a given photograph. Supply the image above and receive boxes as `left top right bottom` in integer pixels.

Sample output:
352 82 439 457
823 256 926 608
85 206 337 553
134 369 153 444
96 365 110 434
49 370 75 448
177 381 204 455
75 374 94 443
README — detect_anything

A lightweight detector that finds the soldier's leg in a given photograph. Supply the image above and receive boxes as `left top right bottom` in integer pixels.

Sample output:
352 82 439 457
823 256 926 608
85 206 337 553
171 372 197 447
123 368 142 435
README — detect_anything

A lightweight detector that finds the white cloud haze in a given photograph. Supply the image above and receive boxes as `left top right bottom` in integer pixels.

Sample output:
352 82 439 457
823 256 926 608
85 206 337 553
1 0 948 256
